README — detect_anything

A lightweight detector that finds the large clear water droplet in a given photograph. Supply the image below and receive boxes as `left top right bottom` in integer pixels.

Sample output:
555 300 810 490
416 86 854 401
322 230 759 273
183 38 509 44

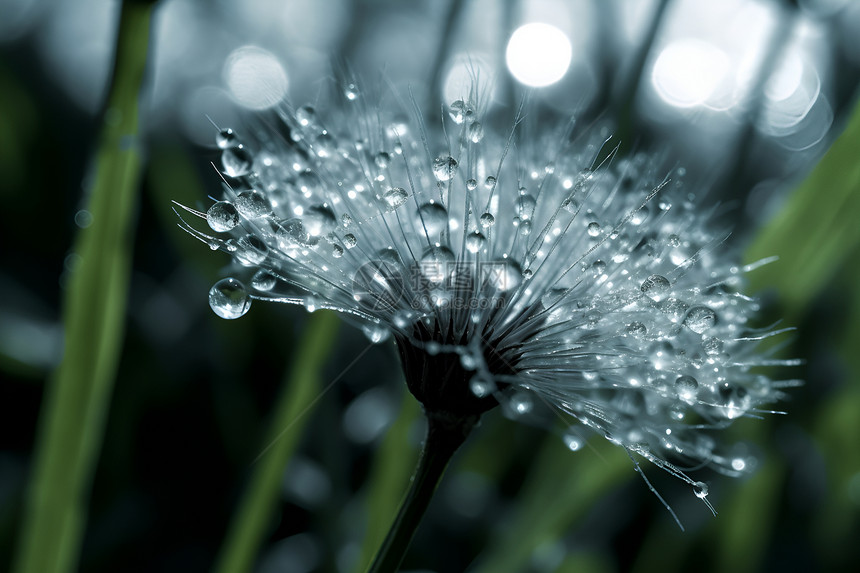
516 194 537 221
465 231 486 253
209 278 251 319
684 306 717 334
675 375 699 402
222 145 253 177
587 221 601 237
416 203 448 236
487 260 522 292
251 269 277 291
235 190 271 219
343 233 357 248
479 212 495 228
304 205 337 236
235 234 268 265
216 128 238 149
433 155 458 182
207 201 240 233
420 246 455 284
693 481 709 499
383 187 408 209
640 274 670 301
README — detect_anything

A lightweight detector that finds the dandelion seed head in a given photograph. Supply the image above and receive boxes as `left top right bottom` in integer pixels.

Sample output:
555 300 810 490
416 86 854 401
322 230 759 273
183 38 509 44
181 80 794 504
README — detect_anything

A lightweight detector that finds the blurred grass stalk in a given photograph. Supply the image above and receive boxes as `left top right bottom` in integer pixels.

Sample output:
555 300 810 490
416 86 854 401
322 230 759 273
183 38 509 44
215 311 340 573
12 2 153 573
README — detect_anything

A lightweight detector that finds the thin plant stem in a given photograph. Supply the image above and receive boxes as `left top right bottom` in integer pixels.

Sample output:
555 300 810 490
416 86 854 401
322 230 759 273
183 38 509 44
12 2 152 572
367 411 479 573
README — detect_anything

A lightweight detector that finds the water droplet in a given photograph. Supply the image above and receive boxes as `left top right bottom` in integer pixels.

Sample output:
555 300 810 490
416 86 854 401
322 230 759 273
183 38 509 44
304 204 337 236
448 99 473 124
561 197 580 213
563 431 584 451
222 145 253 177
277 218 313 247
731 457 747 471
216 128 238 149
466 178 478 191
470 376 495 398
362 323 390 343
344 82 360 101
460 352 478 370
486 260 522 292
675 375 699 402
684 306 717 334
693 481 709 499
703 336 724 356
383 187 408 209
479 212 495 228
235 234 268 265
626 321 647 336
509 393 533 415
375 151 391 169
343 233 357 248
721 385 751 419
416 203 448 236
433 155 458 182
587 221 601 237
465 231 486 253
484 175 497 189
668 234 681 247
209 278 251 319
468 122 484 143
296 105 316 127
592 260 606 276
235 190 271 219
251 269 277 291
207 201 240 232
303 295 317 312
420 246 455 284
331 244 344 258
516 194 537 221
640 274 670 301
661 298 689 323
518 220 532 236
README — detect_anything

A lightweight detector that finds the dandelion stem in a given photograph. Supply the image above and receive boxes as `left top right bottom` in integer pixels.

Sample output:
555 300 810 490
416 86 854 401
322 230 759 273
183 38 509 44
366 410 478 573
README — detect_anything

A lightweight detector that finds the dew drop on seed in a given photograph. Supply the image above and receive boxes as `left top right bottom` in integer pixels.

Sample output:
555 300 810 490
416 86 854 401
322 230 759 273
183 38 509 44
703 336 723 356
362 323 390 343
465 231 486 253
587 221 601 237
222 145 253 177
479 212 495 228
251 269 277 291
209 278 251 319
448 99 472 124
420 246 455 284
416 203 448 236
277 217 311 246
668 234 681 247
331 244 344 258
341 213 353 228
563 431 584 451
626 321 647 336
693 481 709 499
592 260 606 276
470 376 495 398
460 353 478 370
516 194 537 221
343 233 357 248
375 151 391 169
235 234 268 265
675 375 699 402
487 260 522 292
561 198 579 213
296 105 316 127
433 155 458 182
684 306 716 334
383 187 408 209
235 190 271 219
304 204 337 236
484 176 497 189
466 178 478 191
662 298 689 323
518 220 532 236
207 201 240 232
216 128 238 149
344 83 359 100
468 122 484 143
640 274 670 301
509 393 533 415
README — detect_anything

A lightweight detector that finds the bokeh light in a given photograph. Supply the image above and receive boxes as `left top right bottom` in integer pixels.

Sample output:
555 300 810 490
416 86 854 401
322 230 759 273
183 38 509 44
505 23 572 87
651 39 729 108
224 45 289 110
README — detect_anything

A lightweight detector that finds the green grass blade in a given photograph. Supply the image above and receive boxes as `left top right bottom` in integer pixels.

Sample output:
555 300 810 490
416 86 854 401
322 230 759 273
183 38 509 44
12 3 153 573
215 310 340 573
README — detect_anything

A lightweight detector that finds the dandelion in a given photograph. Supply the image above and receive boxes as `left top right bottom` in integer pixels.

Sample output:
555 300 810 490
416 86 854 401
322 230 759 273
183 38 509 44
177 82 796 570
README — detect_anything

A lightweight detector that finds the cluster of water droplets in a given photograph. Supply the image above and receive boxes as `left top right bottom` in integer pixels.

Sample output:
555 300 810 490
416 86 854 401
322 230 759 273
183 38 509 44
177 82 796 503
